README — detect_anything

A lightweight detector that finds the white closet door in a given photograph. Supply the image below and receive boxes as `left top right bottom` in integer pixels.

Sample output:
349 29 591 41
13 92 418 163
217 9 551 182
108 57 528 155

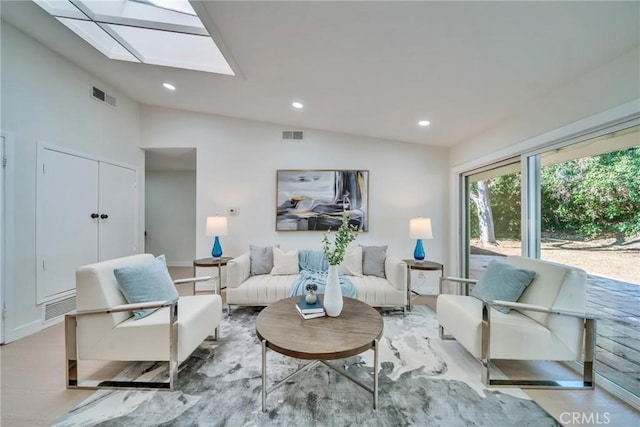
37 148 98 302
98 163 137 261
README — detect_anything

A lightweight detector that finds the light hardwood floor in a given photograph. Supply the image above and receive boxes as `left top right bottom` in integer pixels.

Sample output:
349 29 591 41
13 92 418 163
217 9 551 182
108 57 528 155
1 284 637 426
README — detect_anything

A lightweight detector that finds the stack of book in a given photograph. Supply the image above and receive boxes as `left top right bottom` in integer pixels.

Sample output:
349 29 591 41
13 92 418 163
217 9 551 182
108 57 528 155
295 296 326 319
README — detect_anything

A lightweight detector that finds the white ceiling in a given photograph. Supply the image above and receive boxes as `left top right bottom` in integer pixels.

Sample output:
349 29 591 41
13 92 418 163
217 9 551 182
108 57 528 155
3 1 639 147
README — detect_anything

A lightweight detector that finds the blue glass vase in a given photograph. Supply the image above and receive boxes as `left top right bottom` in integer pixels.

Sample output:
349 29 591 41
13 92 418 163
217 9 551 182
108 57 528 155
211 236 223 258
413 239 425 261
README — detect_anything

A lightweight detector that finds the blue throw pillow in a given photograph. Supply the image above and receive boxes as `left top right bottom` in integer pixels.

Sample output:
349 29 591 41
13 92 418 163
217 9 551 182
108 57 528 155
470 261 536 314
114 254 179 320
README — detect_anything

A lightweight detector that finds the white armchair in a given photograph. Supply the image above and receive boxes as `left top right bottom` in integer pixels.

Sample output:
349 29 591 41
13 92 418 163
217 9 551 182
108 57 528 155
66 254 222 390
437 256 595 389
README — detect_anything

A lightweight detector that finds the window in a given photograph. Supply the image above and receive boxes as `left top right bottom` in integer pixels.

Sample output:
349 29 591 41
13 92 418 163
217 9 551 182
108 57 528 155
463 159 522 279
533 125 640 400
34 0 234 75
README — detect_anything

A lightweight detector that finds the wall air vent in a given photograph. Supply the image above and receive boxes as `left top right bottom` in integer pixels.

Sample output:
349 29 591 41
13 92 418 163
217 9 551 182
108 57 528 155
282 131 304 140
91 85 117 108
43 295 76 324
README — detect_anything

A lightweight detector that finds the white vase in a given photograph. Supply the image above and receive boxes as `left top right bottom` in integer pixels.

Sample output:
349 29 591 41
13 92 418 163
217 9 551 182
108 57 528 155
323 264 343 317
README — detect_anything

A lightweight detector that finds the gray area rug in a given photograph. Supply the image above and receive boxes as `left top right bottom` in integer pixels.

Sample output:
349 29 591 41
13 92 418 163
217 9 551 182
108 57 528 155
54 306 560 426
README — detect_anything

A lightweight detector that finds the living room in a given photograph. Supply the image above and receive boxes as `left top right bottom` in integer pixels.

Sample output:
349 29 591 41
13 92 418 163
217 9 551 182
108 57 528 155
1 1 639 425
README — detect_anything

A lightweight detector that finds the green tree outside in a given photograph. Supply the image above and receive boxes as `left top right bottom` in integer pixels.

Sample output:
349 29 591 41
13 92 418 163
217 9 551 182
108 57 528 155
470 146 640 241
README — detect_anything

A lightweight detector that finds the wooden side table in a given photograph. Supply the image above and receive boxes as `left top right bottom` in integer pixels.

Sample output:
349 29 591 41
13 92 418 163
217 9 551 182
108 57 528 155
403 259 444 311
192 256 233 295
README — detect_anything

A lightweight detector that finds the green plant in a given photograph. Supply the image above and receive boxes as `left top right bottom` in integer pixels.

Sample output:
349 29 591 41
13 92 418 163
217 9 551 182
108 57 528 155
322 213 358 265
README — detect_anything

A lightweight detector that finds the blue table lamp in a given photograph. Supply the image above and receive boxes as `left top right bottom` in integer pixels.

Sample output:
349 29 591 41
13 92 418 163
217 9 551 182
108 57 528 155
410 217 433 261
206 215 228 258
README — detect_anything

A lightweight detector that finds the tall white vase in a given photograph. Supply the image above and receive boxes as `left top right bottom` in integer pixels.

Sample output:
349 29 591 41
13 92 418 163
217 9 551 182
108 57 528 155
323 264 343 317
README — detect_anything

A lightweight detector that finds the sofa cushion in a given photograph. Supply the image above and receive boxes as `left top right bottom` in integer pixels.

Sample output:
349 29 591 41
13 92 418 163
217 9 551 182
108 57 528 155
350 275 405 306
113 254 178 320
470 261 536 313
361 245 387 278
226 274 298 305
271 248 299 275
250 245 276 276
340 246 363 276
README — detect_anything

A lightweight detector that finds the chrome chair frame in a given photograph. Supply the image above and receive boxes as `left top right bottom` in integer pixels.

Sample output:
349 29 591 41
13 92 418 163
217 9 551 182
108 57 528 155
66 300 179 391
438 276 596 390
66 276 219 391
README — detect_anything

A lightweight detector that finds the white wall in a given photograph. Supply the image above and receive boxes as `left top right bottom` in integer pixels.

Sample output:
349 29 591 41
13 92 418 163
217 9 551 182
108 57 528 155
0 22 144 341
141 106 449 283
450 47 640 168
145 171 196 266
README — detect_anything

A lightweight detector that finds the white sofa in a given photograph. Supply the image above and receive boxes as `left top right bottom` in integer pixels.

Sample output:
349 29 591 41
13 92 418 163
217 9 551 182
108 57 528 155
67 254 222 390
227 252 408 311
437 256 595 389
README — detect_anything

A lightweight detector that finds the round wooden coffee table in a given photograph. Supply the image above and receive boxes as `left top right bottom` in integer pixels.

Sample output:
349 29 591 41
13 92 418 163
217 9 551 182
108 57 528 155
256 296 383 412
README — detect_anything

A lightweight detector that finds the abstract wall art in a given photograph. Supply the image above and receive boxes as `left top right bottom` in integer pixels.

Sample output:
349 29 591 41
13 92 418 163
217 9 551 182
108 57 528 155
276 170 369 231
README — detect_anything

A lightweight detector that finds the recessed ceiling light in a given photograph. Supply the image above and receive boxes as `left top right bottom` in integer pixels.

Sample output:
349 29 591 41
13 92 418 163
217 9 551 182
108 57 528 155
292 102 304 109
418 120 431 126
163 82 176 91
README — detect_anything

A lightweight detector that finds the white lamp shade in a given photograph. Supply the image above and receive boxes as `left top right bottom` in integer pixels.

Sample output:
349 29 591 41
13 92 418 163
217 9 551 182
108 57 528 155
410 217 433 239
206 216 228 236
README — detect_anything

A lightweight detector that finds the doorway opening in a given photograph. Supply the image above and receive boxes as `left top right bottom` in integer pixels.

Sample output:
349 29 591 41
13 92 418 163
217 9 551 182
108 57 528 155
144 148 197 268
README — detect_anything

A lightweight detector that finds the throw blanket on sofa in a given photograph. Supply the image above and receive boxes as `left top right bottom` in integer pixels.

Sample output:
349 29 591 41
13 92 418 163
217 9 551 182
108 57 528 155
290 250 357 298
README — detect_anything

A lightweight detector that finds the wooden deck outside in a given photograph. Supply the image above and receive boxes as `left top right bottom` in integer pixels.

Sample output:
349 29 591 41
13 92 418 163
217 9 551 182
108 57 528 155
586 274 640 396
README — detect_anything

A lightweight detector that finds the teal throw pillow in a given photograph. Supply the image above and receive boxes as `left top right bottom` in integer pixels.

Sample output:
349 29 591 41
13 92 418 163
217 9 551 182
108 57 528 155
470 261 536 314
114 254 179 320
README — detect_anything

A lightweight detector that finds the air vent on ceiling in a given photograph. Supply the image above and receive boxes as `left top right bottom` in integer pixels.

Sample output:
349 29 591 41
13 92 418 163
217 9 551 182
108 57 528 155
90 85 117 108
43 295 76 323
282 131 304 140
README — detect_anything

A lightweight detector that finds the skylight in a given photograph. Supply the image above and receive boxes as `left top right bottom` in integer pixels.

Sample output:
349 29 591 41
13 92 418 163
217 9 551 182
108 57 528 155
34 0 234 75
136 0 197 16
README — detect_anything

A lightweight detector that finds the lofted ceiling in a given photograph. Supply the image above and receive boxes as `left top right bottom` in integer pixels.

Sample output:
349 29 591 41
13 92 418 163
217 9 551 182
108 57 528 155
2 1 639 147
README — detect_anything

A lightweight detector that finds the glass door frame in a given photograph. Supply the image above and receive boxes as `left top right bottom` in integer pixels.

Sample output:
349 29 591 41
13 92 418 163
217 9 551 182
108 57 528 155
459 156 522 279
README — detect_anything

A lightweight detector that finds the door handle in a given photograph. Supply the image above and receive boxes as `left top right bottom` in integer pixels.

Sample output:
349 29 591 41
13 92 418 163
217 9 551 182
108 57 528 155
90 213 99 219
100 214 109 219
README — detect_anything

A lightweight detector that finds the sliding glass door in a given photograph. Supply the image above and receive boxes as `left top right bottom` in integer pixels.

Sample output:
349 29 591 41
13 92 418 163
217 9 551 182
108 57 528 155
535 125 640 400
463 159 521 279
459 123 640 403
